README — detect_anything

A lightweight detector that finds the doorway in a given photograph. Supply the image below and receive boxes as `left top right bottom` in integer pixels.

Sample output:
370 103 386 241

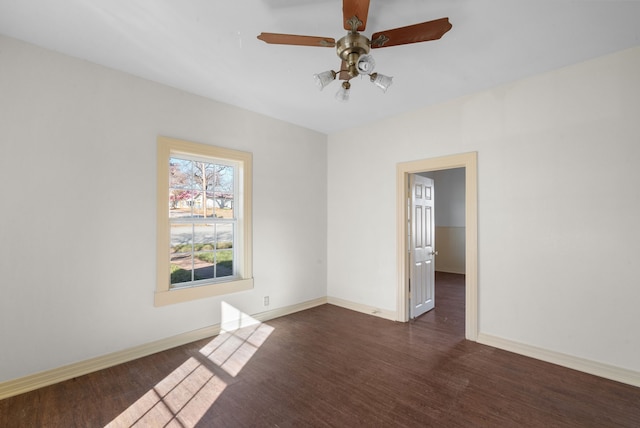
396 152 478 341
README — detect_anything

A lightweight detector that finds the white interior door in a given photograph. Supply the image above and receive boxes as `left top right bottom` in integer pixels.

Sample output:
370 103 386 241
409 174 436 318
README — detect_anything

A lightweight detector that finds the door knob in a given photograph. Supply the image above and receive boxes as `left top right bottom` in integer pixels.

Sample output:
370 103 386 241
430 250 438 256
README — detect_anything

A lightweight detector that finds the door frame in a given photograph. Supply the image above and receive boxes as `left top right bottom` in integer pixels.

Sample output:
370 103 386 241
396 152 478 341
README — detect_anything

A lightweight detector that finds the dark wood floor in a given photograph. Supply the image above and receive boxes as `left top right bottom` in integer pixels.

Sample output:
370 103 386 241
1 272 639 427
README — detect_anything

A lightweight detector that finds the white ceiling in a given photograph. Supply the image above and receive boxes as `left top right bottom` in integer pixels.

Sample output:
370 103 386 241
1 0 639 134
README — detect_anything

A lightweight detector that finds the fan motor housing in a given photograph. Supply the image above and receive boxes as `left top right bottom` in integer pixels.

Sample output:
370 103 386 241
336 33 370 77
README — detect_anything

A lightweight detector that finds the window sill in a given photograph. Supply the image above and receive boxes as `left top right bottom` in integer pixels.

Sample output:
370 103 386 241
154 278 254 306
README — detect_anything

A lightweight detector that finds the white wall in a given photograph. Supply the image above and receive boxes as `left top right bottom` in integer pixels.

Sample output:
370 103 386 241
428 168 465 228
327 46 640 373
0 36 327 382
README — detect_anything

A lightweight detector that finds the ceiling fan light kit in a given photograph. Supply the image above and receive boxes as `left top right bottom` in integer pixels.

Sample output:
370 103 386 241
257 0 452 102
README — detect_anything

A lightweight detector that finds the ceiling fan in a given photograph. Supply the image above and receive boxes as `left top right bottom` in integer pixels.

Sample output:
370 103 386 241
257 0 452 101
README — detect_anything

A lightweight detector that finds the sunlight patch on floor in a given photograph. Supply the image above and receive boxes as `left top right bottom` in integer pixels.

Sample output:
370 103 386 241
105 302 273 427
200 302 274 377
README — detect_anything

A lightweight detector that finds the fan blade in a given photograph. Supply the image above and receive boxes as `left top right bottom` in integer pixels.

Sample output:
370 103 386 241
257 33 335 47
371 17 452 49
339 60 350 80
343 0 370 32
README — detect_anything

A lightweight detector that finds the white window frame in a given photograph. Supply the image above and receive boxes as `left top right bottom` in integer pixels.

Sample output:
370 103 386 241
155 136 253 306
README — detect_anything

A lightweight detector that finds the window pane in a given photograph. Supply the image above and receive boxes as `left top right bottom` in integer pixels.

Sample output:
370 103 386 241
171 224 193 254
216 249 233 278
214 195 234 219
214 165 233 189
193 251 215 281
169 158 193 189
192 161 214 191
204 191 215 218
216 223 233 245
169 189 195 218
215 165 234 219
194 224 215 249
171 254 193 286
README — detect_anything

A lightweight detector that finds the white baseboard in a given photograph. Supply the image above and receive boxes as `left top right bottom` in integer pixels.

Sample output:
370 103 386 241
0 297 327 400
327 296 397 321
7 300 636 400
251 297 328 322
477 333 640 388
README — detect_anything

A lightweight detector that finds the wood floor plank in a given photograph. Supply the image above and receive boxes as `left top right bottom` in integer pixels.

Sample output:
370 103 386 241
1 273 639 427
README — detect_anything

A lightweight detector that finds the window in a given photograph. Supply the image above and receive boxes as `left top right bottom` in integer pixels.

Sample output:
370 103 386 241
155 136 253 306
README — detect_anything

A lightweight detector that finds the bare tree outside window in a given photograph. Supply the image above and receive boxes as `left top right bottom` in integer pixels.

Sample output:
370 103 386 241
169 159 233 218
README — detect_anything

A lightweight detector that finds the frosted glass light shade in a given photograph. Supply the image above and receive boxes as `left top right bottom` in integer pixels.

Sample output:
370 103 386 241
370 73 393 93
313 70 336 90
335 81 351 102
356 54 375 75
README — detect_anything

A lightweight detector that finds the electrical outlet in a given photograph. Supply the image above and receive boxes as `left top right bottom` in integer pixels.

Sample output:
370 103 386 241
264 296 269 306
